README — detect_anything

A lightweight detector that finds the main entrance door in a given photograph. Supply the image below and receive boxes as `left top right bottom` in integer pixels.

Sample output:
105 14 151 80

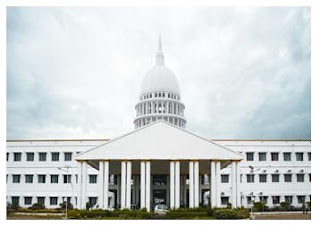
153 189 167 208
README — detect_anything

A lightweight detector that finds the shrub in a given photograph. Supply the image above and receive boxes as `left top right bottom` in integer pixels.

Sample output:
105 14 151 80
212 208 249 219
59 201 74 210
29 203 46 210
7 202 20 211
253 202 269 212
280 202 292 211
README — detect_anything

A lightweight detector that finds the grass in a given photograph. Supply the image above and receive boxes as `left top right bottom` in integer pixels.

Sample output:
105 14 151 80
253 213 311 220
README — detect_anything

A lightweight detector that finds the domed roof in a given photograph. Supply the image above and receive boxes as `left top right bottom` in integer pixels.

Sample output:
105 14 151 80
140 65 180 96
140 36 180 96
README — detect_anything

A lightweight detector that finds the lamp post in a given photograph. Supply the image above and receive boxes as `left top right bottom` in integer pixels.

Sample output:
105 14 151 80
248 165 260 219
58 165 72 219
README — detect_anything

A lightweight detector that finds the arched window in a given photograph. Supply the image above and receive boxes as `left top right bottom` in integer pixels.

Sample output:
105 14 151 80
162 93 165 97
150 94 152 98
155 93 157 98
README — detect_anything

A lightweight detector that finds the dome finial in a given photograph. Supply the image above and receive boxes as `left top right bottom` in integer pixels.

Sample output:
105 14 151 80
156 34 164 66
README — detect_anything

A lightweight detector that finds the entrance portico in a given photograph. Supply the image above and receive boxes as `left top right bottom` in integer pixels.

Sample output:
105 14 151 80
76 121 242 210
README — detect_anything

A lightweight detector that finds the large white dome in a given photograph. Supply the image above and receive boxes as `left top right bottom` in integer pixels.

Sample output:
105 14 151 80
140 65 180 96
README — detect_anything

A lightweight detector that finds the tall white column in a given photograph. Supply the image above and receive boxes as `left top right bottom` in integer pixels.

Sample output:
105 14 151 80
175 161 180 208
236 162 241 208
231 161 237 207
189 161 194 208
121 161 126 209
77 161 82 209
170 161 175 209
210 161 216 208
216 162 221 207
140 161 146 209
82 161 88 209
146 161 151 211
126 161 132 209
194 161 199 207
104 161 109 209
98 161 105 209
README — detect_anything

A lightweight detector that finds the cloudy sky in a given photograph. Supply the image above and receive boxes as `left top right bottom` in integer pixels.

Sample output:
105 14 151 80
7 7 311 140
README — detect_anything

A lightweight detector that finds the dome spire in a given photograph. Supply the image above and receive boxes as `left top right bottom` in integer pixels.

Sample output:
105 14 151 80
156 35 164 66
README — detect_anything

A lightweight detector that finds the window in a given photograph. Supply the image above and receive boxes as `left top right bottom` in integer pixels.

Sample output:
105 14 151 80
109 175 117 185
153 175 167 185
283 152 291 161
259 152 267 161
51 152 60 161
284 174 292 182
201 174 210 185
246 174 254 183
39 152 47 161
308 152 311 161
285 196 293 204
247 196 252 205
7 152 9 161
26 152 34 161
260 196 268 204
24 197 32 205
246 152 254 161
64 152 72 161
221 197 229 205
259 174 267 183
50 197 58 206
296 152 304 161
25 175 33 183
63 175 71 184
309 173 311 182
51 175 59 183
89 197 97 207
272 174 279 182
37 197 45 205
272 196 280 204
297 196 305 204
89 175 97 184
11 196 19 205
155 93 157 98
297 174 304 182
12 175 20 183
221 174 229 183
38 175 46 183
271 152 279 161
14 152 21 162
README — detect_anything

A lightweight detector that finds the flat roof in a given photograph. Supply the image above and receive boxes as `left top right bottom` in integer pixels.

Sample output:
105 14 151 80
6 139 311 142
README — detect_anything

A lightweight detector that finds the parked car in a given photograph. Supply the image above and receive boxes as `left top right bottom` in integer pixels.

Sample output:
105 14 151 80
154 204 169 215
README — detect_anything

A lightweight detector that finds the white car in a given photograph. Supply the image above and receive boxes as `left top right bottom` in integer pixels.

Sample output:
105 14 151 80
154 204 169 215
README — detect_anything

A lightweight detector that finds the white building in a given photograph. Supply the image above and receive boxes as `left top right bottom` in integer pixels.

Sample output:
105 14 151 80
6 38 311 211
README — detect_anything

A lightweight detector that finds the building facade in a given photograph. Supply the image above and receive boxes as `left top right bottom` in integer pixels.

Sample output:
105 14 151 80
6 38 311 211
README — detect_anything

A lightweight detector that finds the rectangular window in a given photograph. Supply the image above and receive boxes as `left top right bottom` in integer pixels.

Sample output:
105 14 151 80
297 196 305 204
89 175 97 184
109 175 117 185
39 152 47 161
12 196 20 205
258 152 267 161
221 197 229 205
221 174 229 183
285 196 293 204
296 152 304 161
260 196 268 204
63 175 72 184
51 175 59 183
259 174 267 183
283 152 291 161
272 174 280 182
7 152 9 161
26 152 34 161
272 196 280 204
14 152 21 162
64 152 72 161
38 175 46 183
12 175 21 183
246 152 254 161
37 197 45 205
297 174 304 182
309 173 311 182
50 197 58 206
284 174 292 182
25 175 33 183
247 196 252 205
153 175 167 185
308 152 311 161
51 152 60 161
88 197 97 207
24 197 32 205
246 174 254 183
271 152 279 161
